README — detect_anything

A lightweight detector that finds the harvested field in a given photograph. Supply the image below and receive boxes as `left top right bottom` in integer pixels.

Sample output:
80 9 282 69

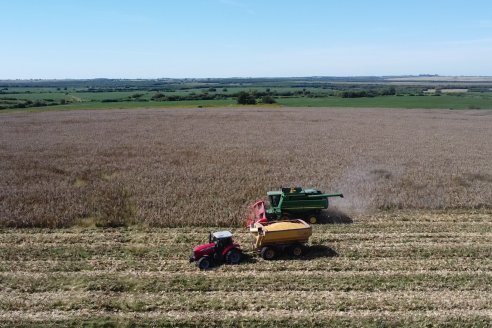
1 107 491 227
0 211 491 326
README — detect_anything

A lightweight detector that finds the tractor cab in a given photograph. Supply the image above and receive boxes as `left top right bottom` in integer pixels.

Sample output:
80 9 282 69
191 230 242 270
209 231 233 250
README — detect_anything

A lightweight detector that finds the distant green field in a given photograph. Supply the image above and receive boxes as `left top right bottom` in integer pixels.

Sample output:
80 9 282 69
30 99 236 111
2 79 492 112
4 95 492 112
70 91 149 101
278 94 492 109
0 91 69 101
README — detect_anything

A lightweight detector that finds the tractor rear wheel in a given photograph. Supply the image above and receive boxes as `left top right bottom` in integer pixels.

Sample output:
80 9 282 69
261 247 276 260
197 257 211 270
225 249 241 265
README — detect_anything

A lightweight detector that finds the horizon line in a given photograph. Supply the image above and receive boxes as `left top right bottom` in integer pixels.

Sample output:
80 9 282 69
2 74 492 81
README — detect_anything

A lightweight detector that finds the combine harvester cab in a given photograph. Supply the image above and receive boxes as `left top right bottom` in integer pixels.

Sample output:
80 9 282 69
249 219 312 260
247 187 343 226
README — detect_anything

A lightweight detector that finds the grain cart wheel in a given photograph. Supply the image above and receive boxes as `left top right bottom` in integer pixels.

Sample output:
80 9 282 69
261 247 276 260
308 215 317 224
225 249 241 265
197 257 211 270
291 244 304 257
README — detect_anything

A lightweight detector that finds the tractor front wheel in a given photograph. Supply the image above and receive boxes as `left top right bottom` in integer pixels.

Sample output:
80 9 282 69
197 256 211 270
261 247 276 260
225 249 242 265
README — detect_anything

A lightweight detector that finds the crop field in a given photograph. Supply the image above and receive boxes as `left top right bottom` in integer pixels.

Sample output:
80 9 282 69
1 107 491 228
0 210 491 327
0 107 491 326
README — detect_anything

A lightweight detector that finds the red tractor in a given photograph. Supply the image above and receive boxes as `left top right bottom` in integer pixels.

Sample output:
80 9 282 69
189 231 242 270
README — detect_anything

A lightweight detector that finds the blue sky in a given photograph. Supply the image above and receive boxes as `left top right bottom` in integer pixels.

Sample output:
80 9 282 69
1 0 492 78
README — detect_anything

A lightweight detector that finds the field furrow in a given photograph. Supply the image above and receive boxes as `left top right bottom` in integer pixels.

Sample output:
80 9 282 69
0 309 490 328
1 290 491 312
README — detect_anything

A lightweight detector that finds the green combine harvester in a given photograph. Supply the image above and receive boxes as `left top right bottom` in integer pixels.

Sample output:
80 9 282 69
247 187 343 226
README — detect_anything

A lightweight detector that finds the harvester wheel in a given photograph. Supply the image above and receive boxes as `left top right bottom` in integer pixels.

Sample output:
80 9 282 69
225 249 241 265
308 216 317 224
197 257 211 270
261 247 276 260
291 244 303 257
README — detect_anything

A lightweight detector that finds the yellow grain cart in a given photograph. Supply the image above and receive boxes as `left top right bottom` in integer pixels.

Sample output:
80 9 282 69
249 219 312 260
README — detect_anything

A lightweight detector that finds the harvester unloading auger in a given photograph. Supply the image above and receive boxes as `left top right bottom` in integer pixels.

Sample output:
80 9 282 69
247 187 343 226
